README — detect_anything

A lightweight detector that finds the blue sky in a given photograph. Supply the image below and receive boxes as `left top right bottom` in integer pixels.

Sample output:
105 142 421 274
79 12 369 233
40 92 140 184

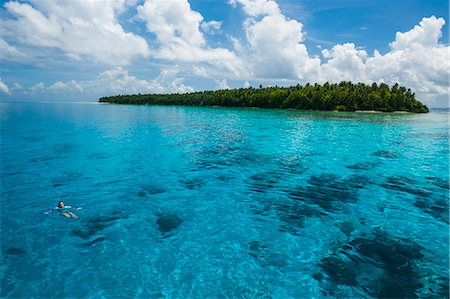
0 0 448 107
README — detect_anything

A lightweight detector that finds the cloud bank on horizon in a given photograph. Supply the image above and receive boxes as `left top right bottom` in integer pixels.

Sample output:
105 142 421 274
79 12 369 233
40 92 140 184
0 0 448 107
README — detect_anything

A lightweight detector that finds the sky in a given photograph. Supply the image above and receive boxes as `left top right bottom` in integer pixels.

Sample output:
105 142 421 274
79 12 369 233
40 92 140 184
0 0 448 107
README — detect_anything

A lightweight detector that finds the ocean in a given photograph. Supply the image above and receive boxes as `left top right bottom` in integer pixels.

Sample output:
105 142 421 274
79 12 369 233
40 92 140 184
1 101 448 298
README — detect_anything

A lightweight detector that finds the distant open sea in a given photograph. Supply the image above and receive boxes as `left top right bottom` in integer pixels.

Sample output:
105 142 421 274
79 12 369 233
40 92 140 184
1 102 448 298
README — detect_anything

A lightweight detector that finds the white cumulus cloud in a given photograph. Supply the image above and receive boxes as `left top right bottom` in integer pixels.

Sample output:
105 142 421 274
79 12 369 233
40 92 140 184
48 80 83 92
231 0 320 81
201 20 222 34
30 82 45 91
138 0 205 49
0 37 26 61
0 78 11 95
1 0 150 65
137 0 247 77
215 79 230 90
390 16 445 51
11 83 22 91
229 0 279 17
320 43 368 83
28 67 194 98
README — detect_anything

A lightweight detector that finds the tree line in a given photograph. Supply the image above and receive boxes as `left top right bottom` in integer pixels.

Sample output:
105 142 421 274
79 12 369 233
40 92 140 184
99 81 429 113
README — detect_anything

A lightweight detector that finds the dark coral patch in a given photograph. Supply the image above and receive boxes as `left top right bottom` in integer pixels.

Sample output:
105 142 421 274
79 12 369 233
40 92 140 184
275 201 325 235
346 162 378 170
247 172 281 193
72 213 126 239
346 174 372 189
179 177 207 190
289 173 369 212
371 273 423 298
316 228 427 298
137 190 147 197
155 213 183 234
51 172 83 187
319 256 359 286
5 247 26 256
414 195 449 223
336 221 355 236
138 184 166 197
372 150 399 158
381 175 449 223
382 175 432 197
80 237 106 247
426 176 450 190
312 273 323 281
349 229 425 266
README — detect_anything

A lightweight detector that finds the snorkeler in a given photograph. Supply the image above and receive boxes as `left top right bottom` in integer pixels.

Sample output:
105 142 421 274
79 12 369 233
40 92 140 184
44 201 81 219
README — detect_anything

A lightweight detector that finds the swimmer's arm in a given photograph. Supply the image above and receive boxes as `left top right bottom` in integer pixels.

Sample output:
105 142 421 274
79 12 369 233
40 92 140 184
44 207 57 214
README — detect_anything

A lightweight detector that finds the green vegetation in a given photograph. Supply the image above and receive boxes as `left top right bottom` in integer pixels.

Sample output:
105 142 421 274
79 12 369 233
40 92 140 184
99 81 429 113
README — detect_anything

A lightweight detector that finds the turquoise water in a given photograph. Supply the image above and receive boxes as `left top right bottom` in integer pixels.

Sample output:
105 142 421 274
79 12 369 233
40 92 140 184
1 102 448 298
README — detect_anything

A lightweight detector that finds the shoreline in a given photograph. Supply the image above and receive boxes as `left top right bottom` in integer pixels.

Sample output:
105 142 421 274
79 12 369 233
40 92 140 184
354 110 384 113
98 102 421 114
354 110 411 114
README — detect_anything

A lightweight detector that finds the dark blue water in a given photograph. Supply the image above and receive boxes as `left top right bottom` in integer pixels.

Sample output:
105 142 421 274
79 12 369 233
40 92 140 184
1 102 448 298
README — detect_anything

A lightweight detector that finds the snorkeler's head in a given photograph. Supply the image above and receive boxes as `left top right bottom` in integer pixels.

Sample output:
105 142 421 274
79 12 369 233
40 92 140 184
58 201 64 207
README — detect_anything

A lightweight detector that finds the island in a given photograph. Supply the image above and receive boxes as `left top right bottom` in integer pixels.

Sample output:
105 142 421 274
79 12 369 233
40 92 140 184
99 81 429 113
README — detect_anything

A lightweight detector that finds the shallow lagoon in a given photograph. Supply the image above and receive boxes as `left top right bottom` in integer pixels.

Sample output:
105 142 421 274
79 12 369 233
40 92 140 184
1 102 448 298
